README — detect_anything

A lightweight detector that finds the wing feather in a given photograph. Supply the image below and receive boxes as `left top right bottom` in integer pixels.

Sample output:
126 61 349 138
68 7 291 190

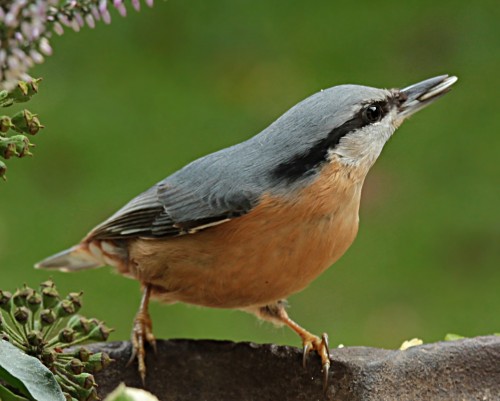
87 180 258 241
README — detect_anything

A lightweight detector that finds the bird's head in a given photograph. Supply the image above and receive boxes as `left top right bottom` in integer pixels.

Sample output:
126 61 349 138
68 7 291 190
267 75 458 184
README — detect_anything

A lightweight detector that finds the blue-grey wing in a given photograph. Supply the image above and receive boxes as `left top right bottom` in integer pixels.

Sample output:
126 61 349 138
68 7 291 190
87 175 259 240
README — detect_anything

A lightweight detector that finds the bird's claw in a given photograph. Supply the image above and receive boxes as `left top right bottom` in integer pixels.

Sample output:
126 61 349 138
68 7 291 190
128 310 156 385
301 332 331 391
302 342 312 368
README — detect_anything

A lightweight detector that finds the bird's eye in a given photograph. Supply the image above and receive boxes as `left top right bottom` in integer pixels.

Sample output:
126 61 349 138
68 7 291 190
363 104 383 123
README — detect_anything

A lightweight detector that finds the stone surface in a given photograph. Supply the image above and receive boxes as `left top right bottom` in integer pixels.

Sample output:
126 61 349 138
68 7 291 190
89 335 500 401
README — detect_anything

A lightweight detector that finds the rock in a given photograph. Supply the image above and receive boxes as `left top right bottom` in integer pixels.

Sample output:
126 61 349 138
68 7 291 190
89 335 500 401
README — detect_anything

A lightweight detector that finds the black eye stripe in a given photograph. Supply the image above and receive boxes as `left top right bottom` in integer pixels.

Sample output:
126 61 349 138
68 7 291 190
272 113 371 182
271 97 393 183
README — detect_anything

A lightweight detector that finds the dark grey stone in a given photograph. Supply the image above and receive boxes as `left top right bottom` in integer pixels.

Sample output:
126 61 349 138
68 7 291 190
89 335 500 401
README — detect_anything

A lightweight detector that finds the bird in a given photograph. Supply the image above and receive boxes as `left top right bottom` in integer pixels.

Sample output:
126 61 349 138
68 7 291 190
36 74 458 388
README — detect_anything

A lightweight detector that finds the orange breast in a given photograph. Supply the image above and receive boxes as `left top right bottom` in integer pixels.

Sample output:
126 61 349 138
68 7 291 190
128 161 363 309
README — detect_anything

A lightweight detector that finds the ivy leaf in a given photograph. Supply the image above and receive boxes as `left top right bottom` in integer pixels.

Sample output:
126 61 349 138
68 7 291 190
0 339 65 401
105 383 159 401
0 383 30 401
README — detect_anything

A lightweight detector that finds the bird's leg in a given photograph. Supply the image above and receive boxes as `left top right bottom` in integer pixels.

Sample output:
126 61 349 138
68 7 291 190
128 284 156 384
255 300 331 390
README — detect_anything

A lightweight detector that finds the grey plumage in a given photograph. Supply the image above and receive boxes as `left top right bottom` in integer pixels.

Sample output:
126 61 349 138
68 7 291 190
89 84 392 240
34 75 458 386
36 75 457 272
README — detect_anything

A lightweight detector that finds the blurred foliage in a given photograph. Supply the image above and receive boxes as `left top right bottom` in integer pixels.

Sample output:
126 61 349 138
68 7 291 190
0 0 498 350
0 0 153 89
0 80 43 180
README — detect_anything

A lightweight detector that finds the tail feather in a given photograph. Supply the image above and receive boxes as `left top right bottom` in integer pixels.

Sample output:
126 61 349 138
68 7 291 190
35 245 103 272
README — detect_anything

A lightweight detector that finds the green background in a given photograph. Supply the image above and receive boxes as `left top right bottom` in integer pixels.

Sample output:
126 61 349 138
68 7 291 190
1 0 499 350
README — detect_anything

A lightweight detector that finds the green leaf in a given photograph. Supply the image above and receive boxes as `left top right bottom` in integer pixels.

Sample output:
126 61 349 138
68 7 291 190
0 340 65 401
0 384 30 401
0 362 31 399
444 333 466 341
104 383 159 401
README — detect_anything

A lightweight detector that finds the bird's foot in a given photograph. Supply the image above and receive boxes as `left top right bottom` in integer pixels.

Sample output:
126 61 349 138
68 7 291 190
302 332 330 390
128 286 156 385
253 301 332 391
128 310 156 384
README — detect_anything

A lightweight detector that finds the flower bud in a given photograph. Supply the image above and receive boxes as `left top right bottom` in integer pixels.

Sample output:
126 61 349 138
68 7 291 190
30 78 42 94
0 116 13 133
42 286 60 309
40 308 57 326
73 373 95 390
67 358 84 375
41 349 56 367
14 306 30 325
27 291 42 313
13 287 32 307
12 291 24 307
67 315 90 334
84 352 112 373
11 110 27 130
0 290 12 311
11 109 43 135
72 347 91 362
17 81 29 96
56 299 76 318
9 81 31 103
88 323 111 341
27 330 44 347
86 318 99 331
0 139 17 159
27 114 43 135
66 292 83 312
9 134 32 157
58 327 76 343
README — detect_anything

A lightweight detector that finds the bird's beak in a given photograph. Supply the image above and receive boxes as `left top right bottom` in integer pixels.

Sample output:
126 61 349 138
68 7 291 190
398 75 458 119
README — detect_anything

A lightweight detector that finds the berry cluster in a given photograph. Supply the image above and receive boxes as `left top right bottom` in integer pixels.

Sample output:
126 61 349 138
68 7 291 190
0 280 112 401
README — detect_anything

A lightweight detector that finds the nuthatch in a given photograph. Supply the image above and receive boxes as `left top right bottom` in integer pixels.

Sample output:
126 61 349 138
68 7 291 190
36 75 458 387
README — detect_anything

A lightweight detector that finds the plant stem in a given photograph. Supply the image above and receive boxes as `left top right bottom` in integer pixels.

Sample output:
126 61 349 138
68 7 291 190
7 311 24 339
1 322 25 345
